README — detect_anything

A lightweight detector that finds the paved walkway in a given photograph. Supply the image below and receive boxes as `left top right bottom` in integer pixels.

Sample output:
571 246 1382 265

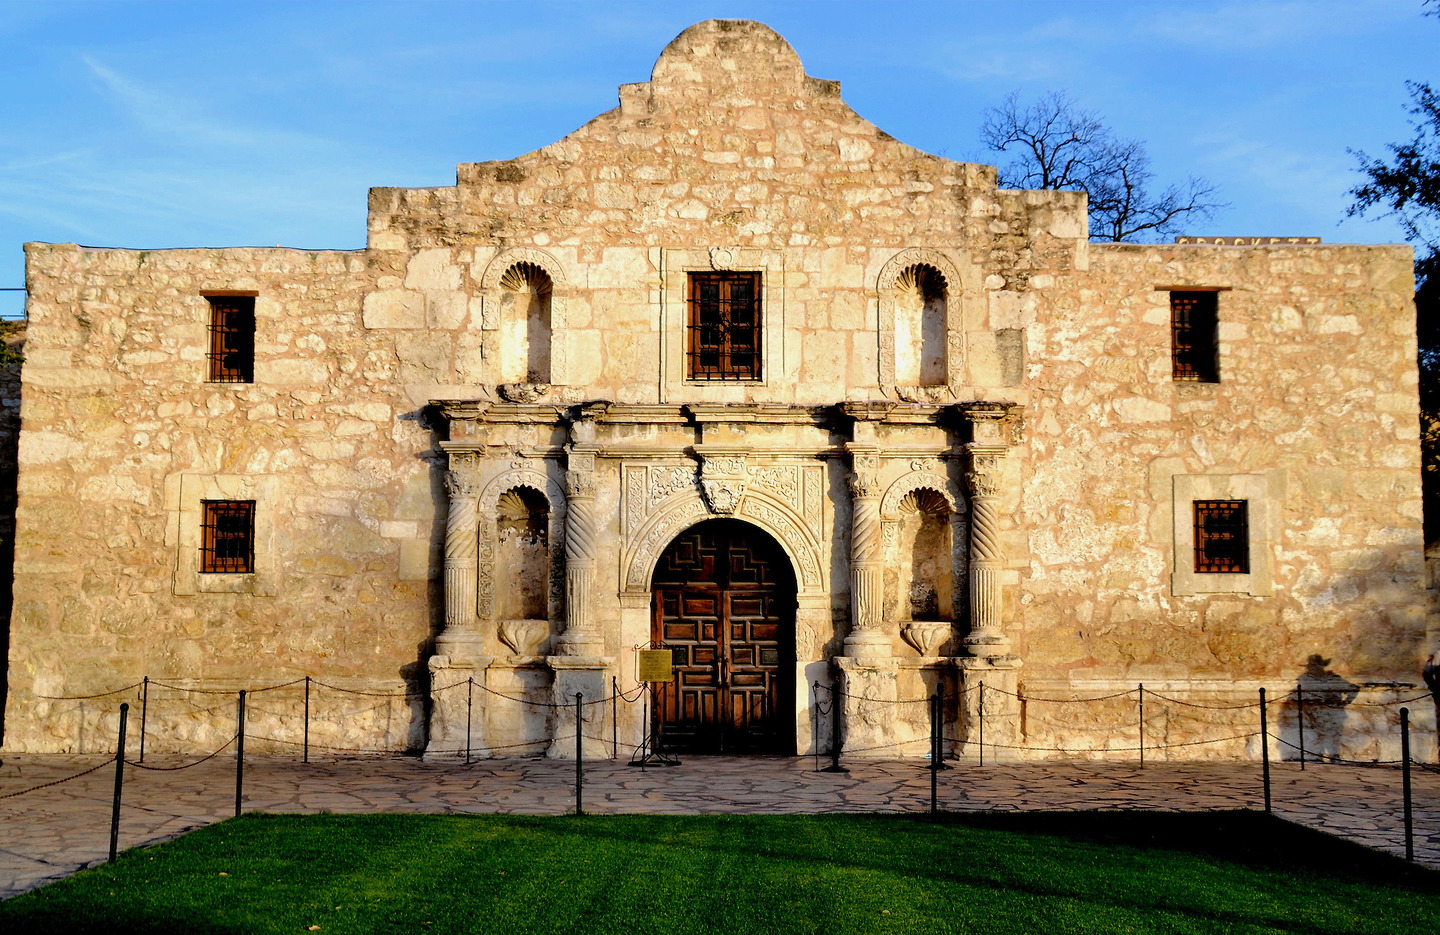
2 753 1437 899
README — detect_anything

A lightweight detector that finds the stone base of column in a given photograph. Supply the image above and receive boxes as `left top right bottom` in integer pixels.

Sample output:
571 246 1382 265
834 656 901 758
843 628 892 658
546 656 614 759
435 625 488 666
424 655 492 760
956 657 1022 761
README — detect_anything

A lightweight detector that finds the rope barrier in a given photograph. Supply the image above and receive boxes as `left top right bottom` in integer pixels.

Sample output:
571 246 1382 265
1143 691 1261 710
0 759 113 799
1006 687 1137 703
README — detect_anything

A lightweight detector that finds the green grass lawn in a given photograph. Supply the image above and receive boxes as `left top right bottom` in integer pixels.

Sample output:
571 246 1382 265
2 811 1435 934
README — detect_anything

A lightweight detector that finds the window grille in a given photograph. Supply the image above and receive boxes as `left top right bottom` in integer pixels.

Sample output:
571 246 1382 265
1171 291 1218 382
201 500 255 573
688 272 760 381
1193 500 1248 573
207 296 255 383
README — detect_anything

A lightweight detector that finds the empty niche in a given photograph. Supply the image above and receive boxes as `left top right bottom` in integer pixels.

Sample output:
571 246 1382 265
896 489 952 621
497 262 552 383
494 487 550 621
894 264 948 387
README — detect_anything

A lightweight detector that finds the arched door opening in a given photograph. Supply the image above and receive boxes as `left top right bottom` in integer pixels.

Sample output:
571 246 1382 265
650 519 797 755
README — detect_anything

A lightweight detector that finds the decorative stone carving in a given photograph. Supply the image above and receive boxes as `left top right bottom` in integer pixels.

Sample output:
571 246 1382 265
895 385 950 403
699 452 747 515
497 382 550 402
901 621 951 657
708 246 738 270
498 618 549 656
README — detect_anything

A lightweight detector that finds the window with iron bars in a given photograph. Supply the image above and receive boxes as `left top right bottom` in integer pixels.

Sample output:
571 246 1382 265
206 295 255 383
1193 499 1248 573
1171 291 1218 383
201 500 255 573
688 272 760 381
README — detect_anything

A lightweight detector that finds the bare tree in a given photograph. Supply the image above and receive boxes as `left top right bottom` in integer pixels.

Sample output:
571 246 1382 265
980 91 1224 242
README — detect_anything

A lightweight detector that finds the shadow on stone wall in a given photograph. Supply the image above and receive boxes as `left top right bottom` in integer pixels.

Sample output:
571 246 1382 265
1279 654 1359 762
401 403 450 751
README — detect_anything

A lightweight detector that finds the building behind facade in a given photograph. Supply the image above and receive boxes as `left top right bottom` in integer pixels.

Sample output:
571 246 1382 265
3 20 1431 761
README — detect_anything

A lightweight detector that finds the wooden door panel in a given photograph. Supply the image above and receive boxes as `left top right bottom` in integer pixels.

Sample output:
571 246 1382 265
651 521 794 754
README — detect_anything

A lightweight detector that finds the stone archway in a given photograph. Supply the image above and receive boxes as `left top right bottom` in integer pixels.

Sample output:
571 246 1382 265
650 519 797 755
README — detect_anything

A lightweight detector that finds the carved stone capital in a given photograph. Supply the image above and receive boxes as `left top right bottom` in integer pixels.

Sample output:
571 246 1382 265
847 471 882 500
445 471 480 500
565 469 597 499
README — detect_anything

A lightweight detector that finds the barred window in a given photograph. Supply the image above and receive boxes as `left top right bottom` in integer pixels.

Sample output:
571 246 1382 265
688 272 760 381
201 501 255 573
1171 291 1218 383
1194 500 1248 573
206 295 255 383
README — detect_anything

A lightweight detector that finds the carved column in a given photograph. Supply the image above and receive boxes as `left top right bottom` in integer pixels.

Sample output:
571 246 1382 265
556 449 602 655
958 402 1021 660
437 470 485 663
845 450 889 657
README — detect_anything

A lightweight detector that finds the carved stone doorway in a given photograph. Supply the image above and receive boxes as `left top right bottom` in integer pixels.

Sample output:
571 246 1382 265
650 519 796 755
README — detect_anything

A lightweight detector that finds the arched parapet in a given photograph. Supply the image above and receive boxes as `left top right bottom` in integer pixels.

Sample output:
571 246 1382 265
879 471 963 519
875 247 976 389
477 247 570 385
621 488 826 601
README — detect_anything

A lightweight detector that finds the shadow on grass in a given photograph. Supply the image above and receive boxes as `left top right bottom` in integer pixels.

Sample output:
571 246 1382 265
4 810 1435 935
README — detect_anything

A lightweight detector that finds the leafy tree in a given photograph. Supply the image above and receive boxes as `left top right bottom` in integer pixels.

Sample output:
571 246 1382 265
979 90 1224 242
1348 1 1440 540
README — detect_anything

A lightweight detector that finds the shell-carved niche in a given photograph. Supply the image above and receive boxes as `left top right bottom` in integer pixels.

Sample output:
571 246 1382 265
497 262 553 385
896 489 953 622
894 264 948 388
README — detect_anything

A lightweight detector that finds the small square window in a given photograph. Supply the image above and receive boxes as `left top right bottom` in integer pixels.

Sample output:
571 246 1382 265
1171 291 1218 383
688 271 760 381
1194 500 1248 573
201 500 255 573
206 295 255 383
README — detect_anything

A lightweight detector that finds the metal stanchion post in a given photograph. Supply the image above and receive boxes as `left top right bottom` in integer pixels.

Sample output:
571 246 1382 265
935 683 951 771
612 676 619 760
929 693 939 814
1297 687 1306 770
978 682 986 767
109 702 129 863
820 683 848 773
1401 707 1414 861
465 677 474 764
1139 683 1145 768
303 676 311 764
811 681 821 772
235 690 247 818
1259 687 1271 815
575 693 584 815
138 676 148 764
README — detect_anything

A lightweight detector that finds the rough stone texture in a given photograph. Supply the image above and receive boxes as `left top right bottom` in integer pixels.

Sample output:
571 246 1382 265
3 20 1430 760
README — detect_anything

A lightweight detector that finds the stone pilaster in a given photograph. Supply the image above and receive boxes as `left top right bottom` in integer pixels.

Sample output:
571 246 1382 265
845 450 889 657
556 450 603 656
958 402 1021 661
436 469 486 663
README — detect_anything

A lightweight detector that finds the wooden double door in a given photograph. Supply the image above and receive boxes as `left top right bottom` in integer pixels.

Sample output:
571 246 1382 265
651 520 796 755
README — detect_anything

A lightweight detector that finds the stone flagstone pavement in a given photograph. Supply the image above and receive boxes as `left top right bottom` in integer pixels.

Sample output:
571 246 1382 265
2 753 1437 899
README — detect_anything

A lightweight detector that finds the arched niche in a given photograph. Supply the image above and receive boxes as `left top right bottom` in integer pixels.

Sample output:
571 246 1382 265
894 264 948 387
478 248 569 386
880 472 967 628
875 248 969 391
494 486 550 620
475 469 567 627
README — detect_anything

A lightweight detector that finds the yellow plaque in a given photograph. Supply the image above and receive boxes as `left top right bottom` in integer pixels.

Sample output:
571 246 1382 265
637 649 674 683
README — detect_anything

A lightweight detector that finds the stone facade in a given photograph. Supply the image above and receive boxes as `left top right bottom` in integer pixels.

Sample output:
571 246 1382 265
3 20 1431 761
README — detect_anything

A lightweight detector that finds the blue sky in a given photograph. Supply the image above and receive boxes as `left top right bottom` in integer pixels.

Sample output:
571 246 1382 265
1 0 1435 318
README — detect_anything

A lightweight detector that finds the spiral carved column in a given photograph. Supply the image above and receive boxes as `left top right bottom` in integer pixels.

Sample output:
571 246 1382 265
438 471 483 663
963 447 1011 657
845 456 889 657
557 454 602 655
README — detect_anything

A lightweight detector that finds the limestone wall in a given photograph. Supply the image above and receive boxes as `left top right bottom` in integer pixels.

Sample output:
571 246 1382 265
1017 242 1429 702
